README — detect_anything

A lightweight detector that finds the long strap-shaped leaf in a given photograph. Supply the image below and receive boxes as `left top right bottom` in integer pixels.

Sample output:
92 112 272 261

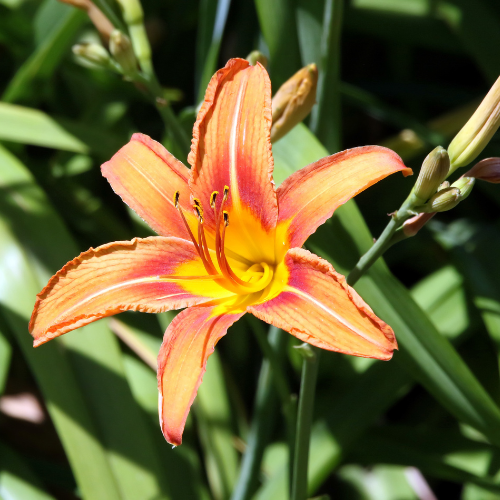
0 219 122 500
0 145 170 500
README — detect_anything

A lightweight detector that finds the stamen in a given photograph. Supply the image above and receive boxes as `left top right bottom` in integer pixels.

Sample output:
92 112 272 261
223 185 229 201
196 212 218 275
173 192 215 277
210 191 218 208
223 211 229 226
194 204 204 222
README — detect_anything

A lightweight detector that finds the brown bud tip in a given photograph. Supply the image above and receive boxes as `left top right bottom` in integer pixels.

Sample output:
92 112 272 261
271 64 319 143
402 213 436 237
464 157 500 183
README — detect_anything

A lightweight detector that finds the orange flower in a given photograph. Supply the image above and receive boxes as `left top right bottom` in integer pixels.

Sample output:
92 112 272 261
29 59 412 446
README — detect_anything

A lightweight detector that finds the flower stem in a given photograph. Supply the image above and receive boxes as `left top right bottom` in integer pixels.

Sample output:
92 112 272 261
347 193 418 287
291 344 319 500
134 72 191 156
231 326 287 500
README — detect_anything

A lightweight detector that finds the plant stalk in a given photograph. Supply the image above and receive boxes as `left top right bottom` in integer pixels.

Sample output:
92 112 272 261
290 345 319 500
347 193 418 286
231 326 287 500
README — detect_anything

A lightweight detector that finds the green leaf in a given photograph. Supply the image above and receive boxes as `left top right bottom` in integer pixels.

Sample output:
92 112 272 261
0 441 56 500
196 352 239 500
254 0 301 87
2 9 86 103
110 315 238 500
308 0 343 153
195 0 232 102
348 426 500 494
0 217 122 500
0 103 87 152
0 144 170 500
0 319 12 395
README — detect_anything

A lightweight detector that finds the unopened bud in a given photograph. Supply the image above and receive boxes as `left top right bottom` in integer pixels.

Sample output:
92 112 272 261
413 146 450 201
59 0 114 41
451 176 475 201
464 157 500 183
421 187 461 213
448 76 500 172
109 30 138 75
271 63 318 143
246 51 268 68
72 43 111 68
402 212 436 237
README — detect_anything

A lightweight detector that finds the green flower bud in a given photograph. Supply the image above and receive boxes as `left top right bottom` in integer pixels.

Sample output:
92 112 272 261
413 146 450 201
271 64 318 143
451 176 475 201
420 187 460 213
72 43 111 69
246 51 268 68
109 30 138 76
448 76 500 172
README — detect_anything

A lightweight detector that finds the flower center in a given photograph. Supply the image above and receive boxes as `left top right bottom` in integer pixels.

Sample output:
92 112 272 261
170 187 274 295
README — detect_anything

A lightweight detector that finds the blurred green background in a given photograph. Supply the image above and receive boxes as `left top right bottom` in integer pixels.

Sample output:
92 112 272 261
2 0 500 499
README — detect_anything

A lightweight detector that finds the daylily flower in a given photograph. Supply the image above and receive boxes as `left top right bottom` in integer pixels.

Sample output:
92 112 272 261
29 58 411 446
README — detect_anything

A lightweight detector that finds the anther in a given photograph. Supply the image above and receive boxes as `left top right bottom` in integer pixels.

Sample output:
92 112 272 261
173 190 180 208
194 204 204 222
223 185 229 201
210 191 218 208
223 211 229 226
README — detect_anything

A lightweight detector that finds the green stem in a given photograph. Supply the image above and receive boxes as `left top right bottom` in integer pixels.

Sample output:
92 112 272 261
347 193 418 287
291 345 319 500
135 73 191 157
309 0 344 153
231 326 287 500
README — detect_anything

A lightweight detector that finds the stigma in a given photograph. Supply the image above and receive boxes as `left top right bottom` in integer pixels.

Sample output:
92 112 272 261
172 189 273 294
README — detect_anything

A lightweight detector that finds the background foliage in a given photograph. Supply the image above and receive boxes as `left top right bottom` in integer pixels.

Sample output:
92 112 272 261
1 0 500 498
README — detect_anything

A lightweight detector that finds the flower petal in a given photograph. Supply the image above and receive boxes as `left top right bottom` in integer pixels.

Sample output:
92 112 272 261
276 146 412 251
157 305 244 445
248 248 397 360
101 133 197 239
29 237 234 347
188 58 278 263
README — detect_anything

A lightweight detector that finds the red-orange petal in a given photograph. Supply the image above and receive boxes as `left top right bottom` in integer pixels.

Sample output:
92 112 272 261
157 305 244 445
101 133 197 239
248 248 397 360
188 58 278 262
276 146 412 251
29 237 233 347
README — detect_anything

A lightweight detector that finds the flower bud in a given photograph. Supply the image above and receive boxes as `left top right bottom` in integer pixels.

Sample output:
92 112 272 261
420 187 461 213
464 157 500 183
246 51 268 68
413 146 450 201
109 30 138 75
72 43 111 68
402 212 436 237
271 63 318 143
451 176 475 201
59 0 114 41
448 76 500 172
